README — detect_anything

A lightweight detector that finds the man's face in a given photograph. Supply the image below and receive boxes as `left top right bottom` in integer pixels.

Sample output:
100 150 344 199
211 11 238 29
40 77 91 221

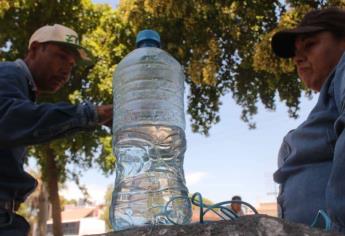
293 31 345 91
28 42 78 93
231 203 241 213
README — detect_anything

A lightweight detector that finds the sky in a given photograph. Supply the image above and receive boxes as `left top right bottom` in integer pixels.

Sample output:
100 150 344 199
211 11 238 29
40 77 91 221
92 0 118 8
56 0 319 207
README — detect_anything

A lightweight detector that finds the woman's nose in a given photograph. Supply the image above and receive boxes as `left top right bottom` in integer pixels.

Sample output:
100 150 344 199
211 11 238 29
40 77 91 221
293 38 307 65
293 49 306 65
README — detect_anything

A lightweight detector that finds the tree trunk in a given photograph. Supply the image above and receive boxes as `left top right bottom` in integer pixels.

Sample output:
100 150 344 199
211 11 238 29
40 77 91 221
37 183 49 236
45 145 63 236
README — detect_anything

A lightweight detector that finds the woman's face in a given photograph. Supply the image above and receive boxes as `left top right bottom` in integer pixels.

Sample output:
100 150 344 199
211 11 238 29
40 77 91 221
293 31 345 91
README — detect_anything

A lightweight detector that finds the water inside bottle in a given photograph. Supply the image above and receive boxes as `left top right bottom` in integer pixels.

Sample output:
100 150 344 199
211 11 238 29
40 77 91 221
111 125 191 230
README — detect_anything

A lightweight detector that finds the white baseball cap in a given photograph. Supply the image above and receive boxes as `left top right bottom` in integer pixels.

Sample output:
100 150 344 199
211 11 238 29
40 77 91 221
28 24 93 64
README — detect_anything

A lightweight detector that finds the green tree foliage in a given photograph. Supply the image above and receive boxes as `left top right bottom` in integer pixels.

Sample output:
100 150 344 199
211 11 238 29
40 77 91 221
2 0 345 234
2 2 345 137
114 0 282 133
109 0 344 134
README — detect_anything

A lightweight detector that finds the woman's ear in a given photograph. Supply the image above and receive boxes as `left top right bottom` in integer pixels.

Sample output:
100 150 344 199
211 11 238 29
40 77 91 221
340 38 345 51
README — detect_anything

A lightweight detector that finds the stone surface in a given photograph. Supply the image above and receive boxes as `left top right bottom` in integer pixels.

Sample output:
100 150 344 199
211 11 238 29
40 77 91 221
88 215 342 236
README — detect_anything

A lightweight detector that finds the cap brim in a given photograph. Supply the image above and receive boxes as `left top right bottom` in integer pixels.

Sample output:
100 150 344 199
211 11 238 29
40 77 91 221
48 41 94 66
271 26 325 58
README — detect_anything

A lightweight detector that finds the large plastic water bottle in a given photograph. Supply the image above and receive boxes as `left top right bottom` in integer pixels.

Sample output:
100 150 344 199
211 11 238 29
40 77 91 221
110 30 192 231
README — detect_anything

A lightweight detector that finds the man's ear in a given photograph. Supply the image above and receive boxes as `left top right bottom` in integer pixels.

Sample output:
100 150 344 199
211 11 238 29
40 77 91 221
26 41 42 59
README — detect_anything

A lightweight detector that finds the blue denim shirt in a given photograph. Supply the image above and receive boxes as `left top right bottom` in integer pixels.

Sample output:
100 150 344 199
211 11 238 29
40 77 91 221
274 52 345 231
0 59 98 202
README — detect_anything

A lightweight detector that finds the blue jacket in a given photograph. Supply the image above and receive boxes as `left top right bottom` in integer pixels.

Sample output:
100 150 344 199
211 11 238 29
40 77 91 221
0 59 98 202
274 52 345 232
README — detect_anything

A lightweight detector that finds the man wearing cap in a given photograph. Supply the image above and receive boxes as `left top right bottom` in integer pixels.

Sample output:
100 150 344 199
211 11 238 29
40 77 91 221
229 195 244 217
0 24 112 235
271 7 345 233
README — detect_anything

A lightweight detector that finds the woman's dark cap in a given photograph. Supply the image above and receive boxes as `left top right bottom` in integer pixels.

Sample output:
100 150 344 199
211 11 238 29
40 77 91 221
271 7 345 58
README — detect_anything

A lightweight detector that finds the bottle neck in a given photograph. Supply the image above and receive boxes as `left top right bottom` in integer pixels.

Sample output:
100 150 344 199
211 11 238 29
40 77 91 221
136 39 160 48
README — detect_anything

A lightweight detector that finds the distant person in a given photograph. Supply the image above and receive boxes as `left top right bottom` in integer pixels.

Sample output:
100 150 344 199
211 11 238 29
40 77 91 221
230 195 244 216
271 7 345 233
0 24 112 235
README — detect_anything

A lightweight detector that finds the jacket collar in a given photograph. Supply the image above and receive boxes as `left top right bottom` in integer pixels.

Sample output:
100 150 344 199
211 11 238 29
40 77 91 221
14 59 37 101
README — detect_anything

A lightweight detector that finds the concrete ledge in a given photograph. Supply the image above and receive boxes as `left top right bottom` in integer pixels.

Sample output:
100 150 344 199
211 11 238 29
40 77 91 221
88 215 341 236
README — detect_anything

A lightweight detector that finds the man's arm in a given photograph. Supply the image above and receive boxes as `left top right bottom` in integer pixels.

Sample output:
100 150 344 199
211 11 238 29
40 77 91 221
0 64 109 147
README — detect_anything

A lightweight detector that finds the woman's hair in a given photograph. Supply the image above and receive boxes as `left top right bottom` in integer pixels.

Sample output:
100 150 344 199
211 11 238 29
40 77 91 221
330 29 345 40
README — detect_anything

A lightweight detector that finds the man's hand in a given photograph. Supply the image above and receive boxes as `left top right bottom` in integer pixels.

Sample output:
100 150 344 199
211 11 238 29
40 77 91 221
96 104 113 127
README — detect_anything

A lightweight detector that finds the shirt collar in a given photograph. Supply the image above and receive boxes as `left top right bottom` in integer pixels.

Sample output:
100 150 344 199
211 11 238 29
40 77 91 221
14 59 37 92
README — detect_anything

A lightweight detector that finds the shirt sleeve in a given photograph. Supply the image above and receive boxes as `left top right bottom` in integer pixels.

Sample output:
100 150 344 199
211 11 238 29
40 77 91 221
0 63 99 147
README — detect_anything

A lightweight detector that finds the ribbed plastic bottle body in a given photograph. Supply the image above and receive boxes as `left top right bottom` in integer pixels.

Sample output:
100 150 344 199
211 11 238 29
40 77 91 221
111 47 191 231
